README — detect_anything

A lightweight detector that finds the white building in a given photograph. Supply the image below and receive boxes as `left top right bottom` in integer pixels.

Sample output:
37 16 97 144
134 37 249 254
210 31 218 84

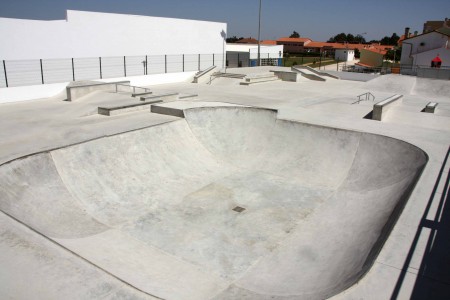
334 49 355 62
0 10 227 60
226 44 284 67
0 10 227 88
400 27 450 67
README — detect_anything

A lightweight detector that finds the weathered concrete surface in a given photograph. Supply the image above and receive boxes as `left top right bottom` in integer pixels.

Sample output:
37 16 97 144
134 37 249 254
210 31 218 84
0 68 449 299
0 106 428 299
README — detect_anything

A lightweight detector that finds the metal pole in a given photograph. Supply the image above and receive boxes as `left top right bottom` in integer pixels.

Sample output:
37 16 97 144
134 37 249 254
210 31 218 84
257 0 262 66
99 57 102 79
72 58 75 81
145 55 148 75
3 60 8 87
183 54 185 72
124 56 126 77
40 59 44 84
198 54 200 71
213 53 215 66
165 55 167 73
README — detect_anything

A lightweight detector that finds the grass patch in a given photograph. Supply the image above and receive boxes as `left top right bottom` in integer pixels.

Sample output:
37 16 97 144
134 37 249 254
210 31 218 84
282 56 337 68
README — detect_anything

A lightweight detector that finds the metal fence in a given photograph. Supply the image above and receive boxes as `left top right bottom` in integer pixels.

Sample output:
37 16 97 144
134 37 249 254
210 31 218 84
340 64 450 80
0 53 225 88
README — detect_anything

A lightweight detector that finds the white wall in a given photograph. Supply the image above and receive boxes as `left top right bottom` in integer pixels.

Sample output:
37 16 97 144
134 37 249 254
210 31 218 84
226 44 284 59
412 48 450 67
0 72 196 104
400 31 450 66
249 45 283 59
0 10 227 60
335 49 354 62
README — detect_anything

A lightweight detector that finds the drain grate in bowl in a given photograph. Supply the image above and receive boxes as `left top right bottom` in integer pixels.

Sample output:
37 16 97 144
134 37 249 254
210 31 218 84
232 206 246 213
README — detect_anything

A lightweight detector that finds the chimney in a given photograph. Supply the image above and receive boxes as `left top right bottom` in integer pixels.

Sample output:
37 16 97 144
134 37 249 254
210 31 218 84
405 27 410 39
414 31 418 36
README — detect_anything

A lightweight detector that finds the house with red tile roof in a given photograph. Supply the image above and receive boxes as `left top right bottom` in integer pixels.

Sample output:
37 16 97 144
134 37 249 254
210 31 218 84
276 37 313 53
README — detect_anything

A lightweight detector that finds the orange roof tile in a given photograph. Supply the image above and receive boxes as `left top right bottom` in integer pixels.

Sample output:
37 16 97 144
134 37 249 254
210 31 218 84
361 47 388 55
261 40 277 45
276 37 312 43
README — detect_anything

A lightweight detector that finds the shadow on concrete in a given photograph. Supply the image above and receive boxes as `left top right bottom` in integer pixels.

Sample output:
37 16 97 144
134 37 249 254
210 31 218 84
391 147 450 299
363 111 373 120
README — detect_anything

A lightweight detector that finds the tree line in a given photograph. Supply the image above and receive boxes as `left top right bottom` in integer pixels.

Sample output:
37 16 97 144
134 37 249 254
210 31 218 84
227 31 400 46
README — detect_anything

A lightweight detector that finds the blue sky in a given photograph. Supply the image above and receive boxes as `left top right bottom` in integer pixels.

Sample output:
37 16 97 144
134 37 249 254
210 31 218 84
1 0 449 41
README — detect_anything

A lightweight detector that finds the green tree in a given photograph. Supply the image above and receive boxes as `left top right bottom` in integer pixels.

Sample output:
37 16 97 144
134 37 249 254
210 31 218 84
226 36 243 43
289 31 300 38
385 47 402 62
327 33 365 43
380 33 400 45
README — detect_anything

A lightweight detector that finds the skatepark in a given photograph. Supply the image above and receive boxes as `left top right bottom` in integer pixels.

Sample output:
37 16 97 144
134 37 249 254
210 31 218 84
0 66 449 299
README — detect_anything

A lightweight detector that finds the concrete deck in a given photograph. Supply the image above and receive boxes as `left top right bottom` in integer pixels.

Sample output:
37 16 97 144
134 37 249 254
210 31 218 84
0 66 449 299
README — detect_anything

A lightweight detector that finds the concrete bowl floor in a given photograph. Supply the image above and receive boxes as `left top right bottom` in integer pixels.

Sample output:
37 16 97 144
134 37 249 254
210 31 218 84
0 106 427 299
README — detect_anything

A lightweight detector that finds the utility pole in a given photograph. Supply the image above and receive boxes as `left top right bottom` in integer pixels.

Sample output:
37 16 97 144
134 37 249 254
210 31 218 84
257 0 262 66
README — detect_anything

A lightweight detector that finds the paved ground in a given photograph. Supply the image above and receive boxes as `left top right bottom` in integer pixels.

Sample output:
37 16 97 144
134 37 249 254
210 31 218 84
0 67 449 299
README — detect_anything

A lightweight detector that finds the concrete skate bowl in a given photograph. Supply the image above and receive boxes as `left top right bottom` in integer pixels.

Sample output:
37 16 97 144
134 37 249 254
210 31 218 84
0 107 427 300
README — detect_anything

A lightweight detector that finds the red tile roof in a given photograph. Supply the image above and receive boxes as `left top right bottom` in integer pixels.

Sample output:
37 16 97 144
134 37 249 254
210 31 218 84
277 37 312 43
261 40 277 45
362 47 388 55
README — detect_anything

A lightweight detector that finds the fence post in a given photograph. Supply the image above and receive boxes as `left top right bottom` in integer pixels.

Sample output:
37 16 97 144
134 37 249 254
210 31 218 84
124 56 126 77
183 54 185 72
40 59 44 84
145 55 148 75
165 55 167 73
238 53 240 67
198 54 200 71
3 60 8 87
72 58 75 81
99 57 102 79
213 54 215 66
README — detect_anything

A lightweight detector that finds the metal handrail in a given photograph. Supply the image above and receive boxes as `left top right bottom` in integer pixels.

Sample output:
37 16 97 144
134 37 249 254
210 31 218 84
353 92 375 104
114 83 151 94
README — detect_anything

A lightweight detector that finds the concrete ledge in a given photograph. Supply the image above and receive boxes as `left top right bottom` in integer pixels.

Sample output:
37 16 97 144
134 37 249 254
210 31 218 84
424 102 438 113
98 100 162 116
298 65 340 79
132 91 153 97
150 105 185 118
213 72 246 79
140 93 179 102
372 94 403 121
66 81 130 101
270 70 299 82
240 74 280 85
179 94 198 99
192 66 217 83
291 67 326 82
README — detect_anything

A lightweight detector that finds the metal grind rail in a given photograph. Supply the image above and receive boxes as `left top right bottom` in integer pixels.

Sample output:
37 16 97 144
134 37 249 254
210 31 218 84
353 92 375 104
